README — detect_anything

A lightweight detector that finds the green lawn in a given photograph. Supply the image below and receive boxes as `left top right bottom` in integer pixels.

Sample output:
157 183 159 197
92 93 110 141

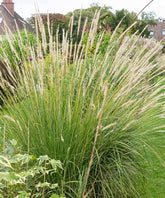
141 107 165 197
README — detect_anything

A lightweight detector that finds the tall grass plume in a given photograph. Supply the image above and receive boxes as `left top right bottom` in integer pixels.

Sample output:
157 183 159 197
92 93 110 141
0 12 164 197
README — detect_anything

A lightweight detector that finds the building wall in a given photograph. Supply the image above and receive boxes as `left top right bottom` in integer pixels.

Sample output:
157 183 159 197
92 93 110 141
0 5 34 34
0 6 18 34
148 22 165 41
2 2 14 15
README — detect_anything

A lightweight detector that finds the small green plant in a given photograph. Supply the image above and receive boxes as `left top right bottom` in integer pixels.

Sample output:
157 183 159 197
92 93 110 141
0 139 63 198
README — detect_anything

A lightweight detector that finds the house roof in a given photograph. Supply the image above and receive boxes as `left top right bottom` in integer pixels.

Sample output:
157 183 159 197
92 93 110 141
0 3 34 34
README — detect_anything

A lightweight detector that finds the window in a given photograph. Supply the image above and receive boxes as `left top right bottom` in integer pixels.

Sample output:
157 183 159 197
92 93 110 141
149 30 154 36
0 17 3 24
162 30 165 36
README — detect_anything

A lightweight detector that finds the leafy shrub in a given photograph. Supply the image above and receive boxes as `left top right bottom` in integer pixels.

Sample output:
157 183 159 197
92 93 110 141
82 28 122 57
29 13 70 43
0 30 37 68
0 139 63 198
0 30 37 105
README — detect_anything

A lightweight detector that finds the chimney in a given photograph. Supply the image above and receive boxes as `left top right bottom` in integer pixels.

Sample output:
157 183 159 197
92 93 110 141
2 0 14 15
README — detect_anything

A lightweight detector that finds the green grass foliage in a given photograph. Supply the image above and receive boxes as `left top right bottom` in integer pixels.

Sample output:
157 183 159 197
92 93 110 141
0 13 164 197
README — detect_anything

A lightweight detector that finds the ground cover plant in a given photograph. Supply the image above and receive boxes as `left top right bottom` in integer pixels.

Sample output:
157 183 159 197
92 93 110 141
0 139 63 197
0 12 164 197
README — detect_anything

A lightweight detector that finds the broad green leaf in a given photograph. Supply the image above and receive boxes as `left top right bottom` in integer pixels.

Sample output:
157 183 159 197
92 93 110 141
29 166 44 175
10 139 17 146
0 172 21 183
38 155 49 165
10 154 25 163
50 183 58 189
21 154 32 165
32 192 42 197
10 154 33 165
50 159 63 171
0 172 23 184
36 182 50 188
0 155 12 168
19 171 34 178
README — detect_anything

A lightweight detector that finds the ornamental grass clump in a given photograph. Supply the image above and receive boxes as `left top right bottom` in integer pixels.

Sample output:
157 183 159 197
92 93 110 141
0 12 164 197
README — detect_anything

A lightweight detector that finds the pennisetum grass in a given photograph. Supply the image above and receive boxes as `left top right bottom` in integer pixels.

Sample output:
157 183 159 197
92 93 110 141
0 11 164 197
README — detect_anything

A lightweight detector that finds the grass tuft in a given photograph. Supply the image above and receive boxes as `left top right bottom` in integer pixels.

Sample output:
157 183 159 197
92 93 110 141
0 13 164 197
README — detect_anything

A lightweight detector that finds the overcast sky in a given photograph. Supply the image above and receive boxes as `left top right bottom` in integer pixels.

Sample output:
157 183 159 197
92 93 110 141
8 0 165 19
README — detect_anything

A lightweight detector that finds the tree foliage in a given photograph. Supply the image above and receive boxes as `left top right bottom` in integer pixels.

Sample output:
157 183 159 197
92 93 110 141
29 14 70 41
66 3 113 42
28 5 157 42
